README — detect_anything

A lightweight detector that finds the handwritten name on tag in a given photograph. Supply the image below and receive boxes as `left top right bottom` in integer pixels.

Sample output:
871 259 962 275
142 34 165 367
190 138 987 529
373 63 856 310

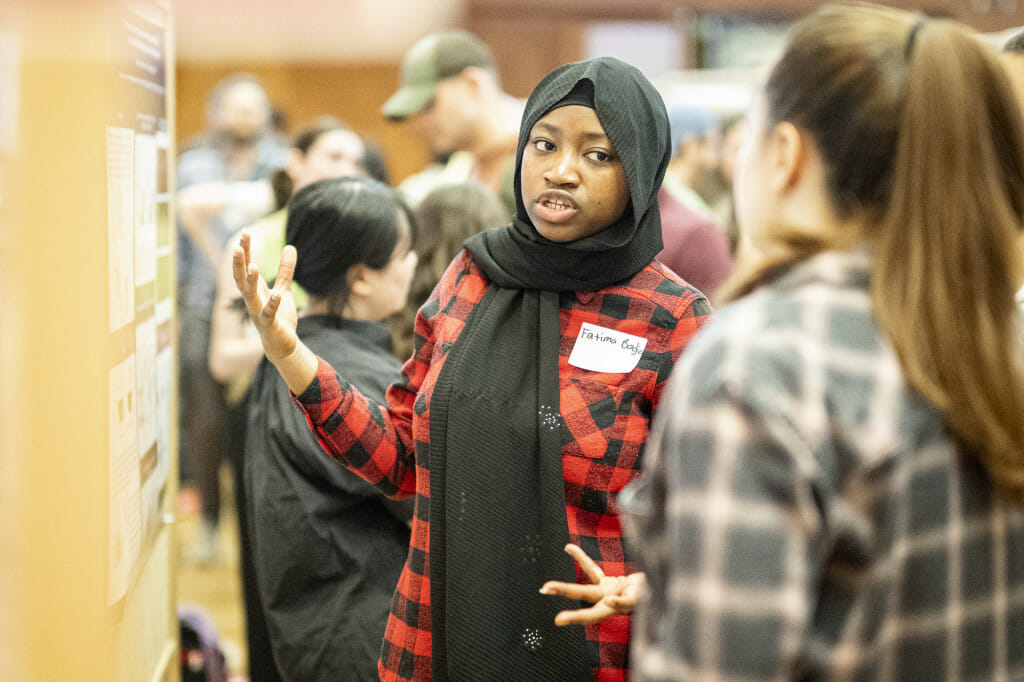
568 322 648 374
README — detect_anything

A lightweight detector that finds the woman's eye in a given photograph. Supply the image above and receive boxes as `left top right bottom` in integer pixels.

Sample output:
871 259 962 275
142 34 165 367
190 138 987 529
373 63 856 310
587 150 611 163
532 139 555 152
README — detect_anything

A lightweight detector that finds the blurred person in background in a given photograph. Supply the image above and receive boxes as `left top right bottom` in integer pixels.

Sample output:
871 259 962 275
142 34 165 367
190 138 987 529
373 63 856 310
661 100 722 223
210 116 376 398
208 115 379 682
654 102 733 298
244 177 416 682
704 112 745 254
655 180 733 299
268 105 290 148
382 30 522 214
690 112 742 222
391 181 509 360
618 5 1024 679
176 73 287 564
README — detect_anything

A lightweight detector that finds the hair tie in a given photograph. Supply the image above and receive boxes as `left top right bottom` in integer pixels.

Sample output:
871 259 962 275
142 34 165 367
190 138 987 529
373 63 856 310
905 19 926 59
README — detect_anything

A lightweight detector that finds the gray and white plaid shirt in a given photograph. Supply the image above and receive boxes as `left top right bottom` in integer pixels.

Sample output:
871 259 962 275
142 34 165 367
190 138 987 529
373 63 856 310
624 249 1024 681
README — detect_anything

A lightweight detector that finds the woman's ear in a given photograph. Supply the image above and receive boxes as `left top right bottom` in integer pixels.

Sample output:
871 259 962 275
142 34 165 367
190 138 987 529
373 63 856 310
346 264 374 299
767 121 806 195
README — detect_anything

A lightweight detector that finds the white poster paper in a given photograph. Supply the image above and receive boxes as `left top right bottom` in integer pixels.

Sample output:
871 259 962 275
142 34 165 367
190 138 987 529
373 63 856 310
106 127 135 332
133 133 157 286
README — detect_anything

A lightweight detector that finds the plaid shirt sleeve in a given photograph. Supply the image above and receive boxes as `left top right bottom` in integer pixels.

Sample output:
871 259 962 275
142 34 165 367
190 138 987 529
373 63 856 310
628 357 824 681
293 267 452 499
292 357 415 497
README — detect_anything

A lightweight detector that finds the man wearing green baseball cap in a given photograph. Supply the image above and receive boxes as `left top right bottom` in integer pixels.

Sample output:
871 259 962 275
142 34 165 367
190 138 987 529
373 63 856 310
383 30 522 212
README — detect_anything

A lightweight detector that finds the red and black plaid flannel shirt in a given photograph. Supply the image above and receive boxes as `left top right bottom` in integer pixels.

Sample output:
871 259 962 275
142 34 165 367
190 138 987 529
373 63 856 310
296 251 712 681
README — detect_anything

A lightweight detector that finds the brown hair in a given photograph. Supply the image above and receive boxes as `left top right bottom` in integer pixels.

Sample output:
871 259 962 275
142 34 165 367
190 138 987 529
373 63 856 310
390 183 509 360
723 3 1024 503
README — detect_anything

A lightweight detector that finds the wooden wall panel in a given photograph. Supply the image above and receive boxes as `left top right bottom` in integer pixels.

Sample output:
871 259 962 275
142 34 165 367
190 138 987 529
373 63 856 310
469 0 1024 27
470 16 584 99
467 0 1024 100
177 1 1024 186
175 62 433 185
468 1 677 100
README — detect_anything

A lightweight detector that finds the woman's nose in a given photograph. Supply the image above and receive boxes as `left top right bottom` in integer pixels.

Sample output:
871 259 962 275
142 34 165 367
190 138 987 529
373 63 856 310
545 152 579 186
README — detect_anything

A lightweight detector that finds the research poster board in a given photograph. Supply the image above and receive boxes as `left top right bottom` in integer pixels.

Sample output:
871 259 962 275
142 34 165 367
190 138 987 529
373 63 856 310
104 0 175 608
8 1 177 679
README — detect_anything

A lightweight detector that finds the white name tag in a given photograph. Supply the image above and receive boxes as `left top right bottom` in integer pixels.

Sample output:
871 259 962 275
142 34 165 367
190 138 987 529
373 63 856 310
568 322 648 374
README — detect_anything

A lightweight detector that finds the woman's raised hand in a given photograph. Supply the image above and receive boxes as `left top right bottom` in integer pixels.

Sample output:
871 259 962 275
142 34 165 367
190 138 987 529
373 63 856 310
539 543 646 626
233 233 317 395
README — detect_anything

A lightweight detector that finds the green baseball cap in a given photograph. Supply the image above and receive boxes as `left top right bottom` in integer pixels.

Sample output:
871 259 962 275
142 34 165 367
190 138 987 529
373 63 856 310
382 30 495 120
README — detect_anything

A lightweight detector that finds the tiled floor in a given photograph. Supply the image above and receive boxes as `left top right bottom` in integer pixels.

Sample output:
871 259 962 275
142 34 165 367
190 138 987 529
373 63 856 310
175 481 249 681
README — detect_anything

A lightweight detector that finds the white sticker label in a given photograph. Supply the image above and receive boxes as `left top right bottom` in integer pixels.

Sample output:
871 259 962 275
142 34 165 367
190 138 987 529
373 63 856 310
568 322 648 374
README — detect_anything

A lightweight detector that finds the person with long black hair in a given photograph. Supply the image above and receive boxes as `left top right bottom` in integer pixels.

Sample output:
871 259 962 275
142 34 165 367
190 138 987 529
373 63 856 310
244 177 416 681
234 57 712 681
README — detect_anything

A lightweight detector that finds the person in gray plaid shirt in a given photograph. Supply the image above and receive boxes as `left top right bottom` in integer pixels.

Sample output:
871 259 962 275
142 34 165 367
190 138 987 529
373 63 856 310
618 3 1024 680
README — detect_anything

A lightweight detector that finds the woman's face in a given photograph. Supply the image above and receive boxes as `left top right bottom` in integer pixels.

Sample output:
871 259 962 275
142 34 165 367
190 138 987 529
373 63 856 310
361 211 418 320
289 129 366 192
733 96 776 251
520 105 629 242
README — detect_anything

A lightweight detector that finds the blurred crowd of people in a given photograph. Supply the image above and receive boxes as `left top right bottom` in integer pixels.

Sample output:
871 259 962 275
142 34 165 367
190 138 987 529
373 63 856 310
176 7 1024 681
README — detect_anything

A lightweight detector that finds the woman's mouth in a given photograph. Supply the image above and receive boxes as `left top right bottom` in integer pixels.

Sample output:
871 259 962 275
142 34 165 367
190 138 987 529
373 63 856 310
535 194 578 223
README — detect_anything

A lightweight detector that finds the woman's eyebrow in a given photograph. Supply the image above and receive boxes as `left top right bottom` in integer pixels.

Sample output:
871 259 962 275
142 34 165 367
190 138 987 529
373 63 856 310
533 121 610 143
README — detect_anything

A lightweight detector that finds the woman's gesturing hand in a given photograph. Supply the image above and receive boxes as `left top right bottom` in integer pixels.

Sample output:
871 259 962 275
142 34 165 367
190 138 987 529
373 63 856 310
232 232 317 395
539 543 646 626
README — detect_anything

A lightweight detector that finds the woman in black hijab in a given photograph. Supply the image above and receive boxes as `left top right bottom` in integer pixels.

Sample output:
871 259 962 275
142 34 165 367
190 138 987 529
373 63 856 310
234 57 713 681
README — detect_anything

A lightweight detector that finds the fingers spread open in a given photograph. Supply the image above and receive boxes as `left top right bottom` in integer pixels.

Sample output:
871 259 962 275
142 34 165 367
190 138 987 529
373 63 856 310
273 244 297 292
564 543 605 583
232 234 251 293
241 262 267 318
539 581 603 603
602 595 636 610
553 602 617 627
261 290 281 323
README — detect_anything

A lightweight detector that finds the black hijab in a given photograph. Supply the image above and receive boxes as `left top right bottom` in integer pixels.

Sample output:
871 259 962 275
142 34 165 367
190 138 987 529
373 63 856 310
465 56 670 290
430 57 670 680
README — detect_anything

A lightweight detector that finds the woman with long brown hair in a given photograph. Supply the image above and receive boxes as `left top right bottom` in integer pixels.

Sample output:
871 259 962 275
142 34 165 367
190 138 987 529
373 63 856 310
620 3 1024 679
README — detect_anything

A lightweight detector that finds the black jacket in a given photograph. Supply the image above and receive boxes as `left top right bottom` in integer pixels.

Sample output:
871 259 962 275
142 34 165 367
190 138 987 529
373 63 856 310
245 315 413 682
